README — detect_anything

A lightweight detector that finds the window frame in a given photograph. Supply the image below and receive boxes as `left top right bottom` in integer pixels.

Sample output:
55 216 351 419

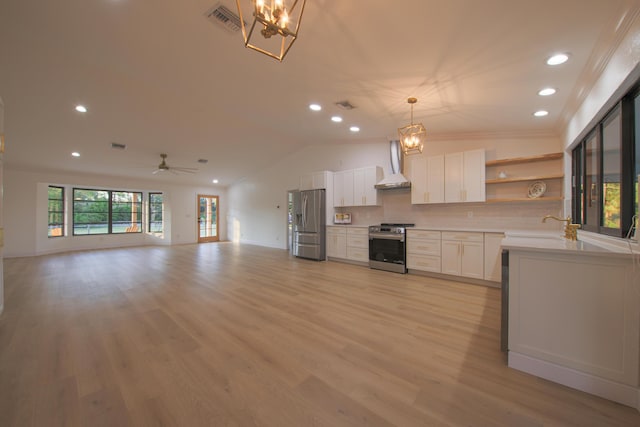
47 185 65 238
571 89 637 238
72 188 143 236
148 192 164 234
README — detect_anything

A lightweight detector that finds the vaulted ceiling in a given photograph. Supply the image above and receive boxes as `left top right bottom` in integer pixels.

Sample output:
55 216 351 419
1 0 638 186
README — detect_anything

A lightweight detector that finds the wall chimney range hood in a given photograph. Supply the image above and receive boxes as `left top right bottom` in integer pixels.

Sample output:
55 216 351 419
375 140 412 190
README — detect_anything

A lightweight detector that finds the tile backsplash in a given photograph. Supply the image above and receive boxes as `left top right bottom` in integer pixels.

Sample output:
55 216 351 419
335 189 564 232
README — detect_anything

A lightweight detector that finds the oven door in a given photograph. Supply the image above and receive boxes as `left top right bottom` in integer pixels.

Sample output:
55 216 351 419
369 232 406 273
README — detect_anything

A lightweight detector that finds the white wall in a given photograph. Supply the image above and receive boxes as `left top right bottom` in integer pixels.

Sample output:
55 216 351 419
565 13 640 148
3 167 228 257
227 134 565 249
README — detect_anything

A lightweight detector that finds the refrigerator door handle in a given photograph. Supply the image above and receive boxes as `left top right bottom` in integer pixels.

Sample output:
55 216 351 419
303 194 308 228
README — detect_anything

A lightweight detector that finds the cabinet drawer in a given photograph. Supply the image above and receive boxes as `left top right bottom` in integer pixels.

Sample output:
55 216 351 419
347 247 369 262
407 239 441 256
347 235 369 249
407 254 441 273
441 231 483 242
347 227 369 236
407 230 441 240
327 226 347 236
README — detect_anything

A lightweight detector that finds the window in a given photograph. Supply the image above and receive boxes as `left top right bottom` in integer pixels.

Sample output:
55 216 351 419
149 192 163 233
112 191 142 233
73 189 109 235
72 188 142 235
48 186 64 237
571 91 636 238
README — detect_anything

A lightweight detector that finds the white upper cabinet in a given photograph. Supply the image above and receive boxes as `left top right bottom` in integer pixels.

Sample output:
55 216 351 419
444 149 485 203
411 155 444 204
334 166 381 207
411 150 485 204
333 170 354 207
353 166 382 206
300 171 332 190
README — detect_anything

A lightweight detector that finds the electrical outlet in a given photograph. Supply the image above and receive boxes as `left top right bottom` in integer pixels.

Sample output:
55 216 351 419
467 211 473 218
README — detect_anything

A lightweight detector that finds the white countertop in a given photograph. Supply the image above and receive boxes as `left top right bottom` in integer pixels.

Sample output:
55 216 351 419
502 230 639 257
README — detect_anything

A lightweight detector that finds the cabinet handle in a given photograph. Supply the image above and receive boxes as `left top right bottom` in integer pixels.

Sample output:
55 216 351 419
425 192 429 202
461 244 464 256
457 243 460 255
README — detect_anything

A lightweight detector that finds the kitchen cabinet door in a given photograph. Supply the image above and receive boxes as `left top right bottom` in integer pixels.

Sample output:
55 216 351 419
441 240 462 275
326 227 347 258
460 241 484 279
441 231 484 279
444 150 485 202
463 150 486 202
300 171 331 190
353 166 382 206
333 170 354 207
411 155 444 204
444 152 464 202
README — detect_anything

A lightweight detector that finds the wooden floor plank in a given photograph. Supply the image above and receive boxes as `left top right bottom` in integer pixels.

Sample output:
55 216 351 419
1 242 639 426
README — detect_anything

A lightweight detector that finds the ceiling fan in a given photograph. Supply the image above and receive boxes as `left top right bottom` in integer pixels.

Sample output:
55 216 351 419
152 153 197 175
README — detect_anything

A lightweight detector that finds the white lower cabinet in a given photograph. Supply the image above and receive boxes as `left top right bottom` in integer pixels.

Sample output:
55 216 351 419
327 226 368 262
407 230 441 273
483 232 504 282
326 226 347 259
346 227 369 262
441 231 484 279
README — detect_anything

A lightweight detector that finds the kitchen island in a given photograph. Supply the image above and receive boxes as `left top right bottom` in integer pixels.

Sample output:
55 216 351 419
502 231 640 410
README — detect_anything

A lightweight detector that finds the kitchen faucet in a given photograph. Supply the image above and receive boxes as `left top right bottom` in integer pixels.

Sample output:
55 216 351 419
542 215 580 241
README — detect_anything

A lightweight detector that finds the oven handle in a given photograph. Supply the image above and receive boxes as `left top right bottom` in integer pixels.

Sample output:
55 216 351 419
369 232 405 241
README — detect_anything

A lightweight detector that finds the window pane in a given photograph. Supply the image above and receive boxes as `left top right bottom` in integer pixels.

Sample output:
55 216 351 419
73 189 109 235
584 133 599 229
48 186 64 237
111 191 142 233
602 110 621 229
149 192 163 233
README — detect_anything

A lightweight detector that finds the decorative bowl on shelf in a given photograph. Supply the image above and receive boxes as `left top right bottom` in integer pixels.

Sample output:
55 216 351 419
527 181 547 198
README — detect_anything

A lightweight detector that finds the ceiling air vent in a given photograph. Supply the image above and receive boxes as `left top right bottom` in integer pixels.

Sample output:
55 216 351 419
335 100 356 110
205 3 243 34
111 142 127 150
198 159 209 164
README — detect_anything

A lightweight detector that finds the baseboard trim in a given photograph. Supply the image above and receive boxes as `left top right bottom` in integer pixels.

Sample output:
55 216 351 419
509 351 640 411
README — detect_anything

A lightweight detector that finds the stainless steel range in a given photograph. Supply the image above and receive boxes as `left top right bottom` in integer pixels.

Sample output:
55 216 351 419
368 223 414 273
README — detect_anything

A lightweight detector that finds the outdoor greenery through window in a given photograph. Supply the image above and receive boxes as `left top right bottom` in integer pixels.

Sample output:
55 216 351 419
73 188 142 235
48 186 64 237
149 192 163 233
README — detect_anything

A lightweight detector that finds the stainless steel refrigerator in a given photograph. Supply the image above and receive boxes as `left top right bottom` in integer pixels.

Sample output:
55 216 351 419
292 189 326 261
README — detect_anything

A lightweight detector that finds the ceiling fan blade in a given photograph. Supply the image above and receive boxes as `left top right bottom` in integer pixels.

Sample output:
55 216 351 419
152 169 165 174
171 167 198 174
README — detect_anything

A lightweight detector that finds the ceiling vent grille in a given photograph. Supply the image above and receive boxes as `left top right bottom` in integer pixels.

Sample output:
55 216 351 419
205 3 243 34
111 142 127 150
335 100 356 110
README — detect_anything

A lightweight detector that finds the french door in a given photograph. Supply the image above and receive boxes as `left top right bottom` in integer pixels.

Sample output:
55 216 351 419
197 194 219 243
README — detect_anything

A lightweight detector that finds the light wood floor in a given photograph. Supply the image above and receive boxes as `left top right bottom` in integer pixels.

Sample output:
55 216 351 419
1 243 639 426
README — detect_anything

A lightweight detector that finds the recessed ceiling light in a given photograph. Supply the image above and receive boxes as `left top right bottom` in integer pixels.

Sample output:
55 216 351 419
75 105 87 113
71 151 80 157
533 110 549 117
538 88 556 96
546 53 569 66
212 179 219 184
331 116 343 123
349 126 360 132
309 104 321 111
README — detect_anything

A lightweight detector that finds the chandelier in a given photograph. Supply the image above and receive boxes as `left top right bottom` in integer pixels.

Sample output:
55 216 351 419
236 0 307 62
398 97 426 155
